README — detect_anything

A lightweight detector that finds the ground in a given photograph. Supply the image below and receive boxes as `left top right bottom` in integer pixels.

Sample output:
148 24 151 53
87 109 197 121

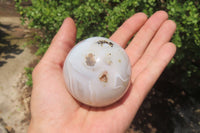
0 1 200 133
0 1 37 133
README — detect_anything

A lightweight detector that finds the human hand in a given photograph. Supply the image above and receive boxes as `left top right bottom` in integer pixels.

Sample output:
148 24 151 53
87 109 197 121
28 11 176 133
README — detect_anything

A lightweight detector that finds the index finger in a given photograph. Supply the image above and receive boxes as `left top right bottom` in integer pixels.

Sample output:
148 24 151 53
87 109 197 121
109 13 147 48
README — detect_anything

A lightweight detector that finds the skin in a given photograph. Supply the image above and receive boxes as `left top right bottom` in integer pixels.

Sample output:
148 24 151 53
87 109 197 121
28 11 176 133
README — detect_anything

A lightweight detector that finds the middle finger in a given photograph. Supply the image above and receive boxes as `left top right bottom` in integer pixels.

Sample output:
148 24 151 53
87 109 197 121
126 11 168 66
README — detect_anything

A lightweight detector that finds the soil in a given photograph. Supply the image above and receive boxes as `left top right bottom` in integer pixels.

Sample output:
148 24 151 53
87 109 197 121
128 74 200 133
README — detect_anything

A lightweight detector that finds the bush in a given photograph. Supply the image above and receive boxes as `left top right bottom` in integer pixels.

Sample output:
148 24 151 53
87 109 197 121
15 0 200 95
24 67 33 86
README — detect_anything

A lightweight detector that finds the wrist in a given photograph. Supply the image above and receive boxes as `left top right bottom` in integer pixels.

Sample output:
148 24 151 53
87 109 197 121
28 119 65 133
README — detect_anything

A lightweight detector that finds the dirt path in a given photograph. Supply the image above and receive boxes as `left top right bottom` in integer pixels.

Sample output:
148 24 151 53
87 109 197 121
0 2 36 133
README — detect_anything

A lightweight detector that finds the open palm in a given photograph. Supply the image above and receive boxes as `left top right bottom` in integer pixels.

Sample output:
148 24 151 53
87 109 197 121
28 11 176 133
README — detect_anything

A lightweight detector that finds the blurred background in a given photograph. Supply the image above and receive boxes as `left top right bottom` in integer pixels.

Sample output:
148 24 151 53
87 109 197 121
0 0 200 133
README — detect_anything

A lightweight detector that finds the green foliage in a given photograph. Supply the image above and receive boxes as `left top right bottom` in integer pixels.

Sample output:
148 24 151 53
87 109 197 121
24 67 34 86
15 0 200 93
166 0 200 93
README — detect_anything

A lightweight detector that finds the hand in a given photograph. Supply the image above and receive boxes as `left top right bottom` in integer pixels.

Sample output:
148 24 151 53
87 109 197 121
28 11 176 133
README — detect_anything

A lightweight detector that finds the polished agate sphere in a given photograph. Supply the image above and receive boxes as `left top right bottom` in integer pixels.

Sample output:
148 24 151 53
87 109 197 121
63 37 131 107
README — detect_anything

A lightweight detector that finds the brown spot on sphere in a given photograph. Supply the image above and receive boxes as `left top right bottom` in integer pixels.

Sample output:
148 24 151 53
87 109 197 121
85 53 96 66
99 71 108 82
97 40 113 47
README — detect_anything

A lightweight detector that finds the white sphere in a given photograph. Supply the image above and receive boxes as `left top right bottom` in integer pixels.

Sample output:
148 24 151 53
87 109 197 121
63 37 131 107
